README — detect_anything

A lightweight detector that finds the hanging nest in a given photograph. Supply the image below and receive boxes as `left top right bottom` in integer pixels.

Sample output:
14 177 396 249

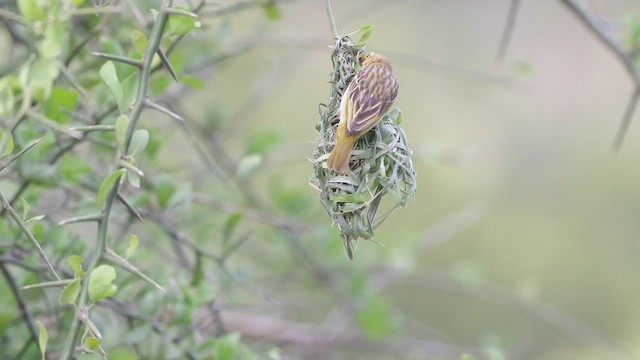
310 35 417 260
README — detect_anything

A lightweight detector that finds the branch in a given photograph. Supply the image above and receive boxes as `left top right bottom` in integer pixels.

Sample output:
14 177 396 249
325 0 339 38
560 0 640 151
495 0 522 63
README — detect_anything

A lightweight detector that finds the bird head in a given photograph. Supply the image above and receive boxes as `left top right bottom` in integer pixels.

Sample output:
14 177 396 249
362 52 391 67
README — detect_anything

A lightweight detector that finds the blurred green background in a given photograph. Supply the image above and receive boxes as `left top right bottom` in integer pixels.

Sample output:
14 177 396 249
187 1 640 358
4 0 640 359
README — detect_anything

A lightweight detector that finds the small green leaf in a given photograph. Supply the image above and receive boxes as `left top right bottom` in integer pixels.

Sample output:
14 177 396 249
85 336 100 351
99 61 123 112
40 20 64 59
223 213 243 244
97 169 125 206
126 169 140 188
18 0 45 21
129 129 149 155
20 198 29 222
22 58 59 102
190 252 203 287
262 1 280 20
0 77 17 117
236 154 262 179
179 75 204 90
59 279 81 304
115 115 128 152
36 320 48 360
213 333 241 360
88 265 117 302
357 25 373 44
125 234 138 259
0 130 14 156
44 87 78 124
25 215 45 224
67 255 85 276
131 31 148 53
166 7 197 36
119 72 138 113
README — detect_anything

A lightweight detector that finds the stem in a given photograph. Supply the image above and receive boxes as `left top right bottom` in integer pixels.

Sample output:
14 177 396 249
324 0 338 38
0 190 61 281
58 1 173 358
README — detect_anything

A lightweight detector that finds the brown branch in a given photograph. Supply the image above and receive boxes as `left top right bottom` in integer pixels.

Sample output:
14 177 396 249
560 0 640 151
495 0 522 63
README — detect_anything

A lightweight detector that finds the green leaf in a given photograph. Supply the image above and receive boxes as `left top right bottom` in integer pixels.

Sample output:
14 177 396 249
223 213 243 244
59 279 81 304
236 154 262 179
85 337 100 351
120 72 138 113
131 31 148 53
213 333 241 360
18 0 45 21
0 130 14 156
357 25 373 44
115 115 128 152
44 87 78 124
126 169 140 188
190 252 203 287
99 61 123 112
179 75 204 90
20 197 29 222
125 234 138 259
88 265 117 302
129 129 149 155
22 58 60 102
40 20 64 59
25 214 45 224
262 1 280 20
67 255 85 276
153 177 175 208
166 7 197 36
0 77 17 117
97 169 125 206
36 320 48 360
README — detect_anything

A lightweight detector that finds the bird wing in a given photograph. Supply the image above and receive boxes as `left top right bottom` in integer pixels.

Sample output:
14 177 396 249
344 66 398 137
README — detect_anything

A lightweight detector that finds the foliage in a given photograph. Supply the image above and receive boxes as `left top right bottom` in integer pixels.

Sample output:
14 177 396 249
0 1 425 359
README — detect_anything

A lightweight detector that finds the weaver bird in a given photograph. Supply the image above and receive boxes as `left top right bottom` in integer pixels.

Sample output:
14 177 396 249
327 52 399 172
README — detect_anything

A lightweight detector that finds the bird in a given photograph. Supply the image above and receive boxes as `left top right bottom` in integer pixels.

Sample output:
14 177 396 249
327 52 399 173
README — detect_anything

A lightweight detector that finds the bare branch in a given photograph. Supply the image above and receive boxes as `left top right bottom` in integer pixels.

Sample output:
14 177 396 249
495 0 522 63
560 0 640 151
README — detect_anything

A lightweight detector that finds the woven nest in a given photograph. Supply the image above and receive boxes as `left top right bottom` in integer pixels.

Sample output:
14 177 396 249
310 35 417 260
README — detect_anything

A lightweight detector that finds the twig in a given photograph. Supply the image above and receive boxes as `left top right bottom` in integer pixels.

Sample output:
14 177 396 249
0 190 61 281
495 0 522 63
560 0 640 151
613 88 640 152
0 263 39 352
325 0 339 38
59 1 174 358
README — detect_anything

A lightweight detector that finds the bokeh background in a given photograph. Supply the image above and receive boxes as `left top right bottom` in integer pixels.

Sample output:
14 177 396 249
184 0 640 358
5 0 640 359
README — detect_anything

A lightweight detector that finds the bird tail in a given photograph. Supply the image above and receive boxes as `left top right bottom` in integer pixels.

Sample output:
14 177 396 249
327 136 357 172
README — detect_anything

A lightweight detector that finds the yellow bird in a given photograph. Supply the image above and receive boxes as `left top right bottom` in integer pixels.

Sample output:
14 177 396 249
327 52 399 172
